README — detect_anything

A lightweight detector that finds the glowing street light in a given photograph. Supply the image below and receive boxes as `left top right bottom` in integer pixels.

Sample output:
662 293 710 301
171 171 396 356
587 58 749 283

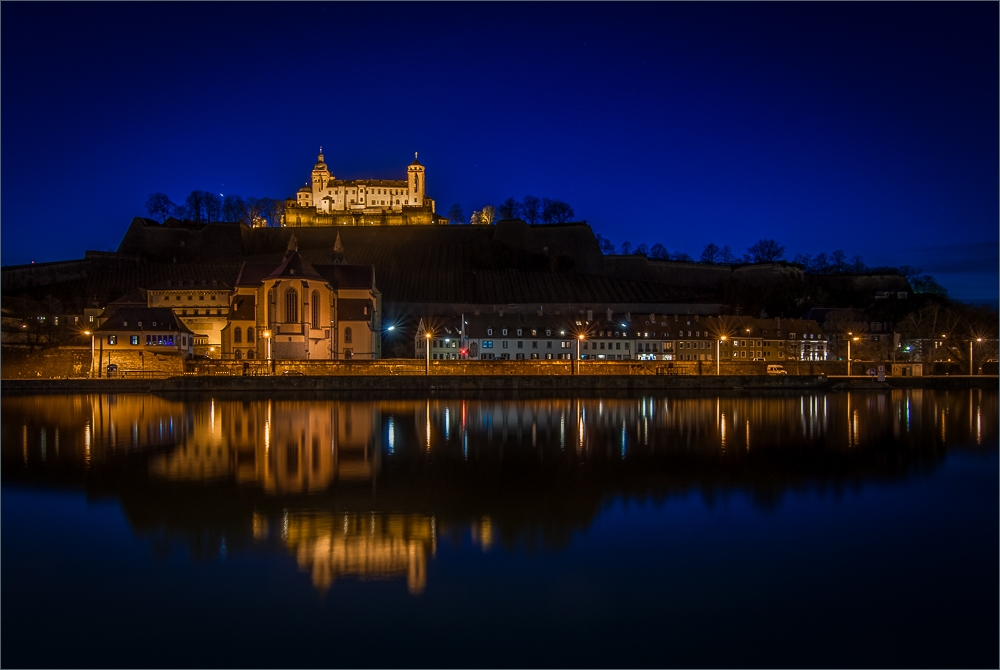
424 332 432 375
576 334 585 375
847 333 860 377
717 335 727 375
970 337 982 375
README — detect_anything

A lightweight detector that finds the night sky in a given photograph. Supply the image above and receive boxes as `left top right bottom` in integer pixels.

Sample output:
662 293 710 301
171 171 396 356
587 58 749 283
3 3 996 305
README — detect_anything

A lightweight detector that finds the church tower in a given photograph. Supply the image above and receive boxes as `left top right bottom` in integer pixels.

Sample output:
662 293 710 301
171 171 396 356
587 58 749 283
407 152 425 206
312 147 332 193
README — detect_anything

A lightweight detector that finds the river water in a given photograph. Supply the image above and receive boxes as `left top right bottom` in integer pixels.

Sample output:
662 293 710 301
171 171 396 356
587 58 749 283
2 390 997 668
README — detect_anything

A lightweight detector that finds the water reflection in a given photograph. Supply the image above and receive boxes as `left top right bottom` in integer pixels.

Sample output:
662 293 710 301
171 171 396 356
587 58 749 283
3 390 996 593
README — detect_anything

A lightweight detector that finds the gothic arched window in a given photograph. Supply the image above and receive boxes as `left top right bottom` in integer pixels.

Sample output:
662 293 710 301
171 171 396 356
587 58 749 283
344 327 352 344
246 327 254 343
285 289 298 322
233 327 242 344
311 290 320 326
234 349 242 360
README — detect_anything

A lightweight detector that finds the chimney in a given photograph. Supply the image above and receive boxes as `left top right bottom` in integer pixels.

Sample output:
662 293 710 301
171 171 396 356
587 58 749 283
587 310 593 321
606 308 613 322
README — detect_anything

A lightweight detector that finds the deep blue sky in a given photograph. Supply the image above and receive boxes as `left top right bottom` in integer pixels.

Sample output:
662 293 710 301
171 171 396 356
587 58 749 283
3 3 997 304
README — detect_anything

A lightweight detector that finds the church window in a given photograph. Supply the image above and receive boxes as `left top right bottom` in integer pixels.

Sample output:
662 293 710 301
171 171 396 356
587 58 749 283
344 327 352 344
234 327 242 343
247 328 254 343
311 290 320 325
285 289 298 322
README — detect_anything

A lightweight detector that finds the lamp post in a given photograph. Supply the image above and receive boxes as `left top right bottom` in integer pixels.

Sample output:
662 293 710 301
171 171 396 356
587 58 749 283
262 330 272 373
970 338 982 375
576 334 585 375
425 332 432 375
847 333 859 377
717 336 726 375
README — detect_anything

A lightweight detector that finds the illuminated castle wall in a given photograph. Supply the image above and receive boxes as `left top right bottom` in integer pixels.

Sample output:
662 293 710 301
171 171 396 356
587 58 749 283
284 150 447 227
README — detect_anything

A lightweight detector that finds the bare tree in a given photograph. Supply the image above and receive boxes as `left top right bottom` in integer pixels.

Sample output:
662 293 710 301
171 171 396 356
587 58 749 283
541 198 574 223
447 203 465 225
720 245 736 264
831 249 848 272
204 192 223 221
470 210 482 225
479 205 497 225
672 250 693 262
649 243 668 260
634 243 649 257
184 191 206 223
222 195 245 223
497 197 522 220
700 243 721 263
850 254 866 273
595 233 616 254
521 195 541 224
620 241 633 255
258 198 285 227
145 193 175 223
747 239 786 263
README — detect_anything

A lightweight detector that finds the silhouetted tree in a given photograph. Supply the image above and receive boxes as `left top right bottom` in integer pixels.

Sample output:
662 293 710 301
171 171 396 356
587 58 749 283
222 195 245 223
541 198 574 223
672 250 693 262
447 203 465 225
145 193 175 223
793 252 812 267
720 245 736 264
204 192 222 221
595 234 616 254
831 249 847 272
184 191 206 223
633 243 649 256
649 243 668 260
700 243 721 263
497 197 522 220
850 254 866 273
521 195 541 224
809 252 830 273
620 241 633 255
747 239 786 263
258 197 285 227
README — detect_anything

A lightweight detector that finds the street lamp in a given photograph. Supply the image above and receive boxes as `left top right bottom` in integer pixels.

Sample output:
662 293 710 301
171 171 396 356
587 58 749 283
970 338 982 375
576 334 585 375
847 333 859 377
262 330 272 366
717 336 727 375
424 332 432 375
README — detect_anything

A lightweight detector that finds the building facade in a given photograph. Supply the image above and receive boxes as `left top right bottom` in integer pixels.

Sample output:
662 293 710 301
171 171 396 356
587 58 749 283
414 313 828 363
221 237 382 361
284 150 448 227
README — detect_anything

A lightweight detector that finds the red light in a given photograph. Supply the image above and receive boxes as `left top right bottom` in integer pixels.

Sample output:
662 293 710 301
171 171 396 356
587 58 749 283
460 348 468 356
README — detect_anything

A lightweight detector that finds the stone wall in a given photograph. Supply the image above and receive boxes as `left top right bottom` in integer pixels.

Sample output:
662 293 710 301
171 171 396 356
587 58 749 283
2 346 92 379
2 345 185 379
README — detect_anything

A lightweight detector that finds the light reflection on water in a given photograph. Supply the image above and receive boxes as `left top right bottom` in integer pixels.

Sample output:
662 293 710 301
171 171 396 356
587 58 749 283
1 390 997 667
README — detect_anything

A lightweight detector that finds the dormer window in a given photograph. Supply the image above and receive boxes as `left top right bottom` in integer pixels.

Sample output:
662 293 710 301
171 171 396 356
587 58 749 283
502 329 508 336
487 328 493 336
517 329 522 336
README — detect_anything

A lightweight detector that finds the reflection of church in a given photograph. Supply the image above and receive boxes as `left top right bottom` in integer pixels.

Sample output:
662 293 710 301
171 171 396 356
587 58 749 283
149 400 380 494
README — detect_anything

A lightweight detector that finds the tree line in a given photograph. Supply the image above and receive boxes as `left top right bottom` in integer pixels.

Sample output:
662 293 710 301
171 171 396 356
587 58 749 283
145 191 286 227
596 235 946 294
448 195 575 226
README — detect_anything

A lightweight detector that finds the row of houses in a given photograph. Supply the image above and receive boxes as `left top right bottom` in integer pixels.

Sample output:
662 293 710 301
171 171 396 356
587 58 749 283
416 312 829 363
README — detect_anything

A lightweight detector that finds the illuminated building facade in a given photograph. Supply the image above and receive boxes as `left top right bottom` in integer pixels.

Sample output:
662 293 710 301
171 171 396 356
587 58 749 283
222 236 382 360
284 149 448 227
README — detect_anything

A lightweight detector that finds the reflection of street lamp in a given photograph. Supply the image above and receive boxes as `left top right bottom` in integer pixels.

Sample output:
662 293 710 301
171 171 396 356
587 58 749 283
425 332 432 375
717 336 727 375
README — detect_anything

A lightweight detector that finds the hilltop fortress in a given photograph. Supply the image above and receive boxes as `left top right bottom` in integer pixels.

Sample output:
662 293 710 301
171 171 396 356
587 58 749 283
284 150 448 227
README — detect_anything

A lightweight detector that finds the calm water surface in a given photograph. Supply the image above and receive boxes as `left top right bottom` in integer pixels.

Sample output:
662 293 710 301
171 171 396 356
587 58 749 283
2 390 997 668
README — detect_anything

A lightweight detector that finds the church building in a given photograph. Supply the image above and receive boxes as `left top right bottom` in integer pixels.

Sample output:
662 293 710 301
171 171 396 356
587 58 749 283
284 150 448 227
221 235 382 361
